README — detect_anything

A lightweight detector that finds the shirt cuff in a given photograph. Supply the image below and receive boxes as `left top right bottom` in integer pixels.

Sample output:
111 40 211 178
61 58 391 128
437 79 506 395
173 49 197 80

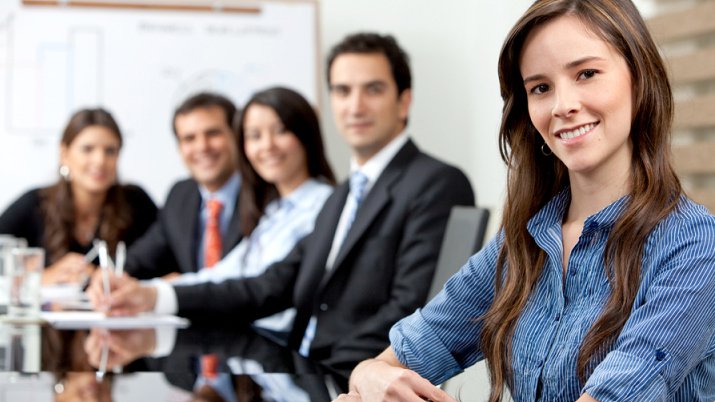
390 309 463 385
584 350 668 402
150 326 178 357
149 279 178 315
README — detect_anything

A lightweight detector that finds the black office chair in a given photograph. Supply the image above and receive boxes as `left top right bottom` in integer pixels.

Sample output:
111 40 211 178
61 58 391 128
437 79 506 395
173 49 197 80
427 206 490 300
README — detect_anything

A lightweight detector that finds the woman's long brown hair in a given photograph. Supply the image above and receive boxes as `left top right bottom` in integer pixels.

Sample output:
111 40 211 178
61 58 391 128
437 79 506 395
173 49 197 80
235 87 336 237
39 108 131 263
479 1 682 400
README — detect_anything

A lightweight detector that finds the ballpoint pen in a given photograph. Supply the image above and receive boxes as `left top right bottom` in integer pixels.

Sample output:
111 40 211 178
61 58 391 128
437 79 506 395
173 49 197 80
84 239 101 263
80 240 101 289
98 241 111 308
115 241 125 276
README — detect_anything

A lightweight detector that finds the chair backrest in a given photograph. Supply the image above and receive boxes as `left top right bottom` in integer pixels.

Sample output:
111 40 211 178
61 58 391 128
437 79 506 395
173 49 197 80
427 206 490 300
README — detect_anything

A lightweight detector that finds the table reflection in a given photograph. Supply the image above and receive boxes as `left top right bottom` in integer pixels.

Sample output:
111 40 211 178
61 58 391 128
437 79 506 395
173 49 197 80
0 322 347 402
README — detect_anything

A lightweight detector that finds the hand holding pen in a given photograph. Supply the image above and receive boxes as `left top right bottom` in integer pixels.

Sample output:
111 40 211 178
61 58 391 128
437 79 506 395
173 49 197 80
86 247 158 317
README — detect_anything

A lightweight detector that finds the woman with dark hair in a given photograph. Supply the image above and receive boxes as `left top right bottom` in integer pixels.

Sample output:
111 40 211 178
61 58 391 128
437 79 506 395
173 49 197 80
118 86 336 336
0 108 157 285
337 1 715 401
235 86 336 238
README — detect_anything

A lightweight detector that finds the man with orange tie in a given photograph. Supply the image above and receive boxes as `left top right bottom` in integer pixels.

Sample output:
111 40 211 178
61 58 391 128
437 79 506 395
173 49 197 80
124 92 242 280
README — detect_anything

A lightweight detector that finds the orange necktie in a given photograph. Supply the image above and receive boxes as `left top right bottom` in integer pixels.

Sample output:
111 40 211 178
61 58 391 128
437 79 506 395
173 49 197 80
203 198 223 268
200 353 219 380
201 199 223 379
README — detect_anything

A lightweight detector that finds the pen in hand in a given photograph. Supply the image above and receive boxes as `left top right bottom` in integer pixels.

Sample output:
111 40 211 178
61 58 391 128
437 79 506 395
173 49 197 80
84 239 101 264
115 241 126 276
79 240 101 290
98 241 112 310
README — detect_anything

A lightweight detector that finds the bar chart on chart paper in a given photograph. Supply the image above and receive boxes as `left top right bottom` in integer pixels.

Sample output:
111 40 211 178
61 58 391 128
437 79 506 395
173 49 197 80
2 14 103 135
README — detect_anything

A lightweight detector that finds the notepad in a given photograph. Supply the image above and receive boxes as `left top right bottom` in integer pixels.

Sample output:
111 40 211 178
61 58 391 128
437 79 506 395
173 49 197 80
39 311 190 329
41 284 85 302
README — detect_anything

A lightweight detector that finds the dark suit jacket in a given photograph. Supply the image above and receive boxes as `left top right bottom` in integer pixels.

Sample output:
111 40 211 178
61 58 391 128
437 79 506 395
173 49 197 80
174 140 475 370
125 178 242 279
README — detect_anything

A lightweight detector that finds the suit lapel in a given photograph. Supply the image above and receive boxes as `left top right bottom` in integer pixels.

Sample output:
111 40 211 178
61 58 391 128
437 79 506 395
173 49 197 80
223 196 242 255
319 140 419 290
178 183 201 271
295 184 349 303
316 184 350 260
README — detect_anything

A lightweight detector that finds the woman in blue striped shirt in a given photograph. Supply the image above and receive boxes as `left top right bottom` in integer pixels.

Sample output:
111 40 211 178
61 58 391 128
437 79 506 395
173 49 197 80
336 1 715 401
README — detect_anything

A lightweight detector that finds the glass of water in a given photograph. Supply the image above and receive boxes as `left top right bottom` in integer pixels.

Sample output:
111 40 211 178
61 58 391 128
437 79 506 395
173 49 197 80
0 236 27 314
8 247 44 318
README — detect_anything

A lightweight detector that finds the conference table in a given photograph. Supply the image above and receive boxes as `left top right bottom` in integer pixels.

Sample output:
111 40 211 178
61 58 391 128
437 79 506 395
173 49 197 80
0 318 349 402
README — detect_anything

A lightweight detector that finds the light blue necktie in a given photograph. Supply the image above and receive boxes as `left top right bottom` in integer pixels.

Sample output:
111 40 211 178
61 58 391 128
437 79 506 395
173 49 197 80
298 171 369 357
345 171 369 234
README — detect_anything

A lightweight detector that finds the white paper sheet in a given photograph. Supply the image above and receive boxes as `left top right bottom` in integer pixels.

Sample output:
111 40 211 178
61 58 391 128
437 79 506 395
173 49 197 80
39 311 190 329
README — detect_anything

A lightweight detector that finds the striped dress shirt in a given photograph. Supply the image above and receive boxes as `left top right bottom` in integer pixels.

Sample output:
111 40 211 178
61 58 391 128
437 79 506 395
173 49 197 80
391 190 715 401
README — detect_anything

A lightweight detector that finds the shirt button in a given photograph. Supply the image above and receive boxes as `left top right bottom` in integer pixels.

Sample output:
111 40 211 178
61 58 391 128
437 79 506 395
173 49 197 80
587 221 599 231
655 349 666 361
319 303 329 312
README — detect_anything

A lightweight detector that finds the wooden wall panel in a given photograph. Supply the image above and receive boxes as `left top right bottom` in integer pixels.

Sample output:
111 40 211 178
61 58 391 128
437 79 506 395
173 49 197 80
647 2 715 43
649 1 715 214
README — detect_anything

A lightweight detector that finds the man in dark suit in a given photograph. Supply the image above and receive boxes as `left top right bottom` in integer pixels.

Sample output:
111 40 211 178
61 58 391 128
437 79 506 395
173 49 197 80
93 33 474 371
125 93 242 279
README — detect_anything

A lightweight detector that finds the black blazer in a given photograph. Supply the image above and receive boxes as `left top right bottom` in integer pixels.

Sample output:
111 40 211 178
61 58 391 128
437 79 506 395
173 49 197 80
174 140 475 370
125 179 242 279
0 184 157 265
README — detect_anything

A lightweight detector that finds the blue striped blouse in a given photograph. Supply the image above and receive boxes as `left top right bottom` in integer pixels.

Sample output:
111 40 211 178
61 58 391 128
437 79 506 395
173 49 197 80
391 190 715 401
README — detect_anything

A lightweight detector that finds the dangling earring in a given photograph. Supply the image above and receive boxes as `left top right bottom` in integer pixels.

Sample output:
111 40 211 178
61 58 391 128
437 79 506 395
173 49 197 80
59 165 71 181
541 143 552 156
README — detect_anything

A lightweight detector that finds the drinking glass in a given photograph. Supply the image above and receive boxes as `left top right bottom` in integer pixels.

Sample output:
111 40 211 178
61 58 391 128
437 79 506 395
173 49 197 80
0 236 28 314
8 248 44 318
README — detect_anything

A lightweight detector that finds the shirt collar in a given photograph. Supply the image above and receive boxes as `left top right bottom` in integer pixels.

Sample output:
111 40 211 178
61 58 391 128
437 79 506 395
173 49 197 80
266 178 326 215
527 187 630 236
199 172 240 207
349 131 409 183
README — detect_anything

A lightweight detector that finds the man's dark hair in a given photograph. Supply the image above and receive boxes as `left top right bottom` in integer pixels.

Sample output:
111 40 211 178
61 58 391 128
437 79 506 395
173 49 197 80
172 92 237 136
326 32 412 95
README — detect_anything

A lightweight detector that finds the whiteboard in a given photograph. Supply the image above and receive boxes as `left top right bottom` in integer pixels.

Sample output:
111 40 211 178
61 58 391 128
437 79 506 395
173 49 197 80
0 0 318 211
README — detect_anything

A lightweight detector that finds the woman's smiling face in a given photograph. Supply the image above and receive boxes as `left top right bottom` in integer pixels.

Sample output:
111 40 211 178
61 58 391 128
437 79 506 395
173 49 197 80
520 14 634 179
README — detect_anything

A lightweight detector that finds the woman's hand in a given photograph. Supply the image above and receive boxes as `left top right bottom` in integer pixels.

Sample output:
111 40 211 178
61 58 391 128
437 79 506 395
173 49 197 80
335 348 457 402
42 252 93 285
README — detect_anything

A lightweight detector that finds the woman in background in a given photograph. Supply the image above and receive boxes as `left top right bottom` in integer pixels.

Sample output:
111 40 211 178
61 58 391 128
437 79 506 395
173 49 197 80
92 86 336 338
337 0 715 401
0 108 157 285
